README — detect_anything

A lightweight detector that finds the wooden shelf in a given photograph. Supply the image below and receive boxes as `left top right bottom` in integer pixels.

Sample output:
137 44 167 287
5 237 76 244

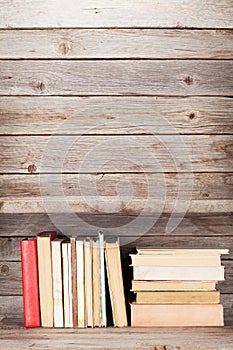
0 325 233 349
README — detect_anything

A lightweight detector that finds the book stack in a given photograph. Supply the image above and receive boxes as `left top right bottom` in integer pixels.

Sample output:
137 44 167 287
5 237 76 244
130 248 229 327
20 231 127 328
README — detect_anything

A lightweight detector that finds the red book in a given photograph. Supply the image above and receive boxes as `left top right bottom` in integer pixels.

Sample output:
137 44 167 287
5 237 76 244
20 239 41 328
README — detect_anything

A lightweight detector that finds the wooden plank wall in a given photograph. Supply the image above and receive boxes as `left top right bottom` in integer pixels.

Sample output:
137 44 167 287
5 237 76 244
0 0 232 326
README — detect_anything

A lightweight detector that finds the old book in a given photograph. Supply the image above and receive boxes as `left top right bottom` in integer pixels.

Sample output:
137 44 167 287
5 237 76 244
133 266 225 281
131 303 224 327
131 280 217 291
52 238 64 328
71 237 77 327
62 242 73 328
84 238 93 327
136 248 229 255
92 239 101 327
105 241 127 327
99 231 107 327
37 231 57 327
136 291 220 304
20 238 40 328
76 240 85 328
130 254 221 266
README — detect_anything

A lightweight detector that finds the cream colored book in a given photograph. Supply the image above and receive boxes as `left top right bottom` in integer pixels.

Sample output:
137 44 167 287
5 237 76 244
76 240 85 328
136 291 220 304
131 280 217 291
99 231 107 327
37 233 56 327
52 239 64 328
131 303 224 327
105 241 127 327
136 248 229 255
67 242 73 328
92 239 101 327
62 242 73 328
84 239 93 327
130 254 221 266
133 266 225 281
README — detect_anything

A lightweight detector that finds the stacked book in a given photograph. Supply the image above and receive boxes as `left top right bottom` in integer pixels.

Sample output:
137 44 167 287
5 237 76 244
20 231 127 328
130 248 229 327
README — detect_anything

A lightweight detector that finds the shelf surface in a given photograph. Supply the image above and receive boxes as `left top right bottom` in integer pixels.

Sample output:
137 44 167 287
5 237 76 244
0 325 233 350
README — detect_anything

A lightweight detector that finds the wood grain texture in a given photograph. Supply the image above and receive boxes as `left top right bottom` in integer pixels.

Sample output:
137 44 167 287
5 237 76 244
0 60 233 96
0 29 233 59
0 257 232 295
1 327 233 348
0 0 233 29
1 96 233 135
0 214 232 237
1 236 232 261
0 135 232 173
1 173 232 199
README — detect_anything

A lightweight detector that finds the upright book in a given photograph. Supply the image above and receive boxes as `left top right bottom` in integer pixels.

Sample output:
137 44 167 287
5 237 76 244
76 240 85 328
20 238 40 328
37 231 57 327
105 240 127 327
84 238 93 327
99 231 107 327
51 238 64 328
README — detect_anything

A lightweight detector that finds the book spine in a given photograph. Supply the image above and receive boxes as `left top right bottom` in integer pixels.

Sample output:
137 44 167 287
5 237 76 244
20 239 40 328
99 232 107 327
71 238 77 327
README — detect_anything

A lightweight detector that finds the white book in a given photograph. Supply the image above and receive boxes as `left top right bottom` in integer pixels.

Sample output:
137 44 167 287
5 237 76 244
133 266 225 281
84 239 93 327
99 232 107 327
136 248 229 256
130 254 221 266
62 243 70 328
76 240 85 328
67 242 73 328
52 239 64 328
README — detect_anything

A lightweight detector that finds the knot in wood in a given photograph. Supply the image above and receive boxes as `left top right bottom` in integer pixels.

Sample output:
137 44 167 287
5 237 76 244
183 76 193 85
28 164 37 173
32 81 46 92
59 41 72 55
189 112 196 120
0 264 9 275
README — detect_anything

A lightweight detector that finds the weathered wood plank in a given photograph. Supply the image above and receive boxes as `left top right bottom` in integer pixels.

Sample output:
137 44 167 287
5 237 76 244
1 96 233 135
1 173 232 199
0 135 232 173
0 214 232 237
0 258 232 294
1 29 233 59
0 60 233 96
0 262 22 295
1 326 233 349
1 198 232 214
0 1 233 28
1 236 232 261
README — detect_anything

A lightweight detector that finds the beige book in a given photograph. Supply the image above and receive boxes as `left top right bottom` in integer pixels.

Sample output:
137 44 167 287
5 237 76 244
67 243 73 328
37 235 54 327
131 303 224 327
52 239 64 328
76 240 85 328
71 238 77 328
92 240 101 327
130 254 221 266
84 239 93 327
133 266 225 281
62 242 73 328
131 280 217 291
105 241 127 327
136 248 229 255
136 291 220 304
